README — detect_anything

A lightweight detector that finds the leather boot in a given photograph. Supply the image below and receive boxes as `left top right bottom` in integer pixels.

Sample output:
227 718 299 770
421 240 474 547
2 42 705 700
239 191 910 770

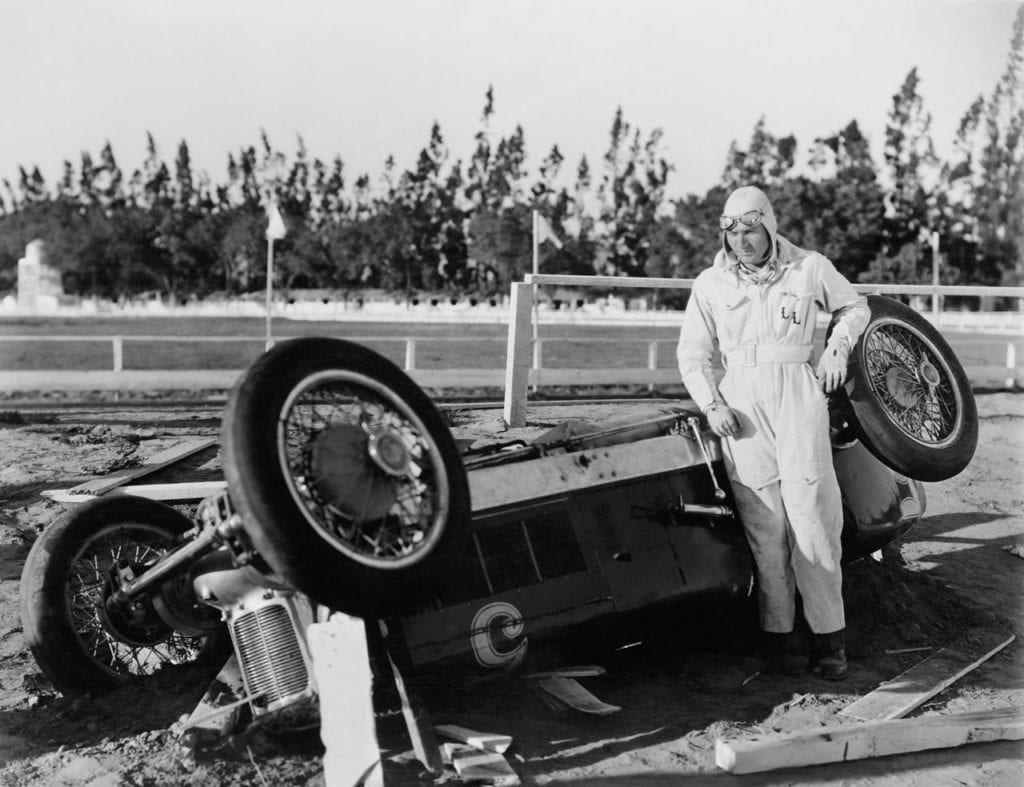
811 630 848 679
813 648 848 680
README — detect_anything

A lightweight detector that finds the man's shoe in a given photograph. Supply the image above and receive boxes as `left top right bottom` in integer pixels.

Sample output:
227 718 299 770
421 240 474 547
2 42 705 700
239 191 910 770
813 649 848 680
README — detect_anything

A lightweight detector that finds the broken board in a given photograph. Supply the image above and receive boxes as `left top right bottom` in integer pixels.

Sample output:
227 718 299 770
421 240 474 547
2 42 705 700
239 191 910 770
444 743 520 785
44 437 217 499
715 705 1024 774
840 630 1015 722
434 724 512 754
43 480 226 503
523 665 607 680
531 676 620 715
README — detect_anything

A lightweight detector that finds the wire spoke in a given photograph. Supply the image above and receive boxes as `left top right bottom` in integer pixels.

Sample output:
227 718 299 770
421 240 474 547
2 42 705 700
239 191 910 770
864 323 960 447
66 526 211 680
280 377 445 566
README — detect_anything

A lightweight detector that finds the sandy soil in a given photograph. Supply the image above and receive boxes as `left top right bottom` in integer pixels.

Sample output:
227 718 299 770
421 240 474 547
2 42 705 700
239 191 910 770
0 393 1021 786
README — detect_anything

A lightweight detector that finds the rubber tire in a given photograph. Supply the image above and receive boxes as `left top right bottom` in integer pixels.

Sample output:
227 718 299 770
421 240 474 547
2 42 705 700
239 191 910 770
834 295 978 482
20 496 225 697
221 337 471 618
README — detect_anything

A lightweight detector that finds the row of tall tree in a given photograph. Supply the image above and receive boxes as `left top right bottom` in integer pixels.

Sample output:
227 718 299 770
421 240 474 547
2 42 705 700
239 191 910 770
1 7 1021 304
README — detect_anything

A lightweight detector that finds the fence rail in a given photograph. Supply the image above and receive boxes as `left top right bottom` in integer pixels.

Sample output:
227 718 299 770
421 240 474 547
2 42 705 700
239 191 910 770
0 278 1021 406
501 275 1024 426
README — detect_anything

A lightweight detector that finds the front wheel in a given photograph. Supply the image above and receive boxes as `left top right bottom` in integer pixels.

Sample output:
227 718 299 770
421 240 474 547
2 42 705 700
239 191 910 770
835 295 978 482
221 337 471 618
20 496 226 697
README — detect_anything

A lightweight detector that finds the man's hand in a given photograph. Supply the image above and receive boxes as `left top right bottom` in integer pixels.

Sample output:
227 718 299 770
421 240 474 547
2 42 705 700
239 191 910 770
816 341 850 394
706 402 740 437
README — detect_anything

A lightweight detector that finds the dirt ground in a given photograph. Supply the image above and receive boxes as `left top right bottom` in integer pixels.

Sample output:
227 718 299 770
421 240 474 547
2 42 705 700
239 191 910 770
0 392 1021 786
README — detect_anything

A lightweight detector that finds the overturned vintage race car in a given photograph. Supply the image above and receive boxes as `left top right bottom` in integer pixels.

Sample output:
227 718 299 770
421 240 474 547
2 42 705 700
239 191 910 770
19 296 978 730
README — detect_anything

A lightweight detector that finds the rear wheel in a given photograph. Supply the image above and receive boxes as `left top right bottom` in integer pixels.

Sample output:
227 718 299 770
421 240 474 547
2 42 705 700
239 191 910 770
222 337 470 617
20 497 225 696
834 295 978 482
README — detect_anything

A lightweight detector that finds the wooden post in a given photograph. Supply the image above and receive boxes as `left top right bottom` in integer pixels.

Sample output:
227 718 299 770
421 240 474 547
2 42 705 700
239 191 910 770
503 281 533 428
1007 342 1017 389
112 336 123 372
647 340 658 393
309 614 384 786
405 338 417 371
930 231 941 328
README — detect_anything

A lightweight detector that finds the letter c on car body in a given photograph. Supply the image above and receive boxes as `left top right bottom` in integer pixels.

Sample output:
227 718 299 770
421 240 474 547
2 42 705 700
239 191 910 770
470 601 527 669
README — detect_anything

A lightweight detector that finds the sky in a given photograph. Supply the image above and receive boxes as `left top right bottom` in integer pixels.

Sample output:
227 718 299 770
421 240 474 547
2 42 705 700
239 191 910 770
1 0 1019 201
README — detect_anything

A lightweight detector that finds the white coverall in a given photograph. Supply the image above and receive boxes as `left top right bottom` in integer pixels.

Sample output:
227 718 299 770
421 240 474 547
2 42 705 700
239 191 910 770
677 229 869 637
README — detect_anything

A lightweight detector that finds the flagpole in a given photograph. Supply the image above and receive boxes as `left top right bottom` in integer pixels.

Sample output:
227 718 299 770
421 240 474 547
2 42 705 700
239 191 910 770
531 210 540 389
264 201 286 352
265 235 274 351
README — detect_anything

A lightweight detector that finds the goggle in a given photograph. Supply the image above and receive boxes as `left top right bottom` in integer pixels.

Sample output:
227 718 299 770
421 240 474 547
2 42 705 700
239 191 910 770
720 209 765 231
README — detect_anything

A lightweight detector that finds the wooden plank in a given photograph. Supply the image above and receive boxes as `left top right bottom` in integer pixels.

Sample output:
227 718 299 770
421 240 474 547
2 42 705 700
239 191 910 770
43 480 227 503
308 615 383 787
433 724 512 754
523 665 607 680
381 621 443 775
715 705 1024 775
449 745 520 785
64 437 217 496
531 676 620 716
840 631 1015 722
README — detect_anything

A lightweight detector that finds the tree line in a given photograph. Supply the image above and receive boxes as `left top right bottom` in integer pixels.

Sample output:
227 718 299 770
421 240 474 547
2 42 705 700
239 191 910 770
1 7 1021 307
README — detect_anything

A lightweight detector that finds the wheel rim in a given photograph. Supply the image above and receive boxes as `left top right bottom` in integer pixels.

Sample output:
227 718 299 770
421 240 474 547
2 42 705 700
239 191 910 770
276 369 450 569
862 318 964 448
66 523 211 681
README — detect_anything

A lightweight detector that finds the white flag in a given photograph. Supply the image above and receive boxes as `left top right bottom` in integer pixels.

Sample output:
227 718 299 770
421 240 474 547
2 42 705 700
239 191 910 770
536 213 563 249
266 202 287 241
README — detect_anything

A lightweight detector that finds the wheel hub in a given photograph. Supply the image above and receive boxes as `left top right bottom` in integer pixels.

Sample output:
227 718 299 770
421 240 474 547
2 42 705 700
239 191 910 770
367 429 412 477
919 359 941 387
308 425 398 522
101 563 173 647
885 366 920 409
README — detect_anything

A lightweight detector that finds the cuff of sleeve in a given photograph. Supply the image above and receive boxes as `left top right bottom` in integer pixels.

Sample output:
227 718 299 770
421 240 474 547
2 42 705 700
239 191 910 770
826 335 852 355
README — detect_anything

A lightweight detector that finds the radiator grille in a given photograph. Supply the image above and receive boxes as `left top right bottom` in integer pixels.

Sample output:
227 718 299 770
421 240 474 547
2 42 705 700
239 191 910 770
232 604 310 712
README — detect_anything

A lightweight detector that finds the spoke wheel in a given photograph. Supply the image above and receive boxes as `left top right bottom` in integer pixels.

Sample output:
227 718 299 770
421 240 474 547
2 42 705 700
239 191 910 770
279 370 449 568
20 497 226 697
223 337 470 617
67 524 205 677
863 319 964 449
833 295 978 482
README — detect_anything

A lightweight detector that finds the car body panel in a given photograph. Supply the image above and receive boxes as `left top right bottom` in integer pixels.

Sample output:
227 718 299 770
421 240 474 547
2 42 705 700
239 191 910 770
396 402 922 672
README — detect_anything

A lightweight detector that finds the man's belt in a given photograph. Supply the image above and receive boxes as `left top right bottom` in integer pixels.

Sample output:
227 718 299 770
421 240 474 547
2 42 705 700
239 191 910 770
722 344 813 367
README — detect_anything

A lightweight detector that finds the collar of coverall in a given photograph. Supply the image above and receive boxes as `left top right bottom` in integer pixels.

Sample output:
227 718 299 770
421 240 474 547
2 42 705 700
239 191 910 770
714 233 819 286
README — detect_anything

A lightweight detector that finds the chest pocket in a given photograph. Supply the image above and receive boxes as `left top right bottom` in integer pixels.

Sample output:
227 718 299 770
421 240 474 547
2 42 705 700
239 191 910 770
721 293 750 312
776 290 814 327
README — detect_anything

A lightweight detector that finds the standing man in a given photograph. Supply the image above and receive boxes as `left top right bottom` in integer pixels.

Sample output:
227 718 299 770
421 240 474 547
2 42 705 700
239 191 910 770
677 185 869 679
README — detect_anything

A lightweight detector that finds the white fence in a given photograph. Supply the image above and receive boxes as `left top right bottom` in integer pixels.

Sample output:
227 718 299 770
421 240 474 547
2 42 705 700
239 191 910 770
0 277 1021 407
500 275 1024 426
